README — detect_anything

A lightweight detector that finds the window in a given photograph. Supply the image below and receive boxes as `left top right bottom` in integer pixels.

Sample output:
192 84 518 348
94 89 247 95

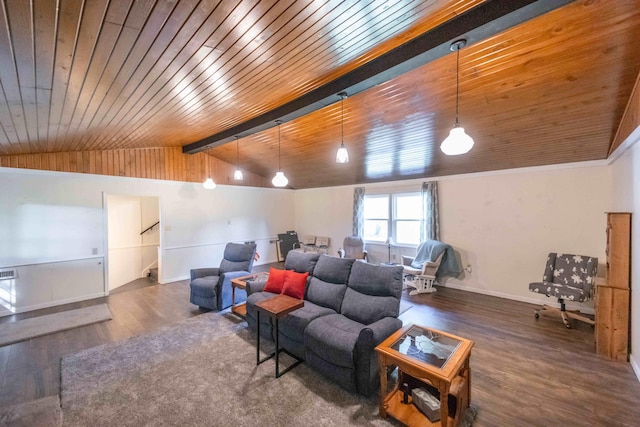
393 193 422 245
363 195 388 243
364 192 422 246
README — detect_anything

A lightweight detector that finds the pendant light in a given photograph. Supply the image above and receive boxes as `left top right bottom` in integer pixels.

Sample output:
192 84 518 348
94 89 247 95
335 92 349 163
441 39 474 156
271 120 288 187
233 136 243 181
203 178 216 189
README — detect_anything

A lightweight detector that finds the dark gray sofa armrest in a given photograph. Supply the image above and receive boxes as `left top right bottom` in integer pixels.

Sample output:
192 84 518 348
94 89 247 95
354 317 403 396
246 276 268 295
190 268 220 281
362 317 403 346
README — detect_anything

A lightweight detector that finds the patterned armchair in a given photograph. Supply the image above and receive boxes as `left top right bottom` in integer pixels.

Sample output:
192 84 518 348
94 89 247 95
528 252 598 328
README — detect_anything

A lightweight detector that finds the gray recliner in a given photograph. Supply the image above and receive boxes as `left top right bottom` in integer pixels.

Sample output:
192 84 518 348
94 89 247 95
337 236 367 260
189 242 257 310
529 252 598 328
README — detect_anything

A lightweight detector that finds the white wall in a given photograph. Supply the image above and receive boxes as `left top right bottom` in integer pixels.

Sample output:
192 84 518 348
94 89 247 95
0 167 295 314
609 128 640 380
295 162 610 306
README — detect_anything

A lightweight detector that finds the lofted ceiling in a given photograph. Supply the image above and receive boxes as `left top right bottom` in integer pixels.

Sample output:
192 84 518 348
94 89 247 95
0 0 639 189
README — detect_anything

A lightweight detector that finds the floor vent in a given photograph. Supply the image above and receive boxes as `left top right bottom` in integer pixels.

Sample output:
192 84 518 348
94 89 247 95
0 270 16 280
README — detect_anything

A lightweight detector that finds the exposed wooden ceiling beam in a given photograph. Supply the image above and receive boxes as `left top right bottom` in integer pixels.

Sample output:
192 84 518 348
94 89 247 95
182 0 575 154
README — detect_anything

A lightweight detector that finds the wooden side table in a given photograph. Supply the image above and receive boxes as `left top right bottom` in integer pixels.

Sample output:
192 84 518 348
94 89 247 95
375 324 474 427
230 272 268 317
255 294 304 378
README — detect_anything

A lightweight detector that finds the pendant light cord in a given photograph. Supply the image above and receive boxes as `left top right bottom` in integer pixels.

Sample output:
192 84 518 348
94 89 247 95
455 45 460 126
277 121 281 171
235 136 239 168
341 94 344 144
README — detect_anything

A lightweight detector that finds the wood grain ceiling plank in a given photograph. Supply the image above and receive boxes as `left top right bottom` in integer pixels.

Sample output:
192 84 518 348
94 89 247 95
172 0 426 133
0 83 20 151
54 0 111 149
114 0 303 148
99 0 235 144
125 0 435 148
190 3 476 137
82 0 199 150
61 21 123 145
47 0 84 151
0 0 32 150
97 0 256 149
69 25 140 149
33 0 58 145
120 0 368 146
63 0 138 144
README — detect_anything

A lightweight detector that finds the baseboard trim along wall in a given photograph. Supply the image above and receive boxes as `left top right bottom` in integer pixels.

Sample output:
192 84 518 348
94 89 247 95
440 282 596 315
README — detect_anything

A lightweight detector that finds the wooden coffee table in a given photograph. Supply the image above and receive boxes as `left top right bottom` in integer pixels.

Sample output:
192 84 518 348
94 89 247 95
230 272 268 317
255 294 304 378
375 324 473 427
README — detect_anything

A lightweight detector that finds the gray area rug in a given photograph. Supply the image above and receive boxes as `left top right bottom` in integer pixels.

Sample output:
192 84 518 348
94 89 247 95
0 304 112 347
61 312 475 426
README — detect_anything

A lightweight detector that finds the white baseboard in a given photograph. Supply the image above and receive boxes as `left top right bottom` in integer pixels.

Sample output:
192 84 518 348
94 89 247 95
440 282 595 315
631 353 640 383
159 275 189 284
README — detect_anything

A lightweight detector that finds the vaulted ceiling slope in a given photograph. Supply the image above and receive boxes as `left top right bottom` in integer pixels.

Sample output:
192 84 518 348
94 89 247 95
0 0 639 189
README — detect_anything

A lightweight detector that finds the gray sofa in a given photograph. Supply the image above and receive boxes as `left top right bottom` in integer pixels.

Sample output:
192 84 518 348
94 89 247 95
245 251 403 396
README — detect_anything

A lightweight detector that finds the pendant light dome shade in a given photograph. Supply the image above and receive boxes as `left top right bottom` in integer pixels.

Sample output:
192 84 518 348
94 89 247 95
203 178 216 189
441 125 474 155
272 171 288 187
272 120 288 187
441 39 474 156
335 92 349 163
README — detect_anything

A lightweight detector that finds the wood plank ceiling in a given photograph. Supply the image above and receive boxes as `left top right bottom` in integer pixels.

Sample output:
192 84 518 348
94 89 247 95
0 0 639 189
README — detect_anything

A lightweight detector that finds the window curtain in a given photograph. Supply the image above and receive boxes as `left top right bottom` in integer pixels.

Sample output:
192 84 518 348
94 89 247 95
352 187 365 237
421 181 439 241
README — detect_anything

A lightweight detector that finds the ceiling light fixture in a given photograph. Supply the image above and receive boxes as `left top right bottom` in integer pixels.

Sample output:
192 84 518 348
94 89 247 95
271 120 288 187
440 39 474 156
336 92 349 163
233 136 243 181
203 178 216 189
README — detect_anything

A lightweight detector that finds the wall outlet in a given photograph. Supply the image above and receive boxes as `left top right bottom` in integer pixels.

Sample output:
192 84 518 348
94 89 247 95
92 248 98 255
392 254 397 261
165 225 172 231
465 264 472 273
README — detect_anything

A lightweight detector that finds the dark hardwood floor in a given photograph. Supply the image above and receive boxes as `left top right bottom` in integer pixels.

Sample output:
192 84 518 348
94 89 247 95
1 264 639 426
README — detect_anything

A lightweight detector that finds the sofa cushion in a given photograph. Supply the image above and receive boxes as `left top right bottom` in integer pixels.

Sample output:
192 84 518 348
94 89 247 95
304 314 367 369
341 288 400 325
264 267 286 293
305 256 354 311
190 276 219 297
313 255 355 284
279 301 336 344
284 250 320 274
282 271 308 299
342 262 403 324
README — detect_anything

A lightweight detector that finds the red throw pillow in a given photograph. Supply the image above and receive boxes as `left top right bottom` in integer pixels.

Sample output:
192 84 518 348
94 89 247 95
282 270 309 300
264 268 286 293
